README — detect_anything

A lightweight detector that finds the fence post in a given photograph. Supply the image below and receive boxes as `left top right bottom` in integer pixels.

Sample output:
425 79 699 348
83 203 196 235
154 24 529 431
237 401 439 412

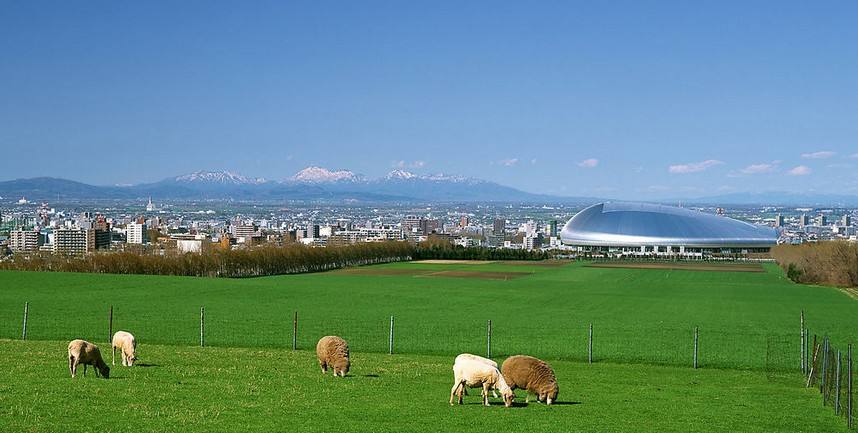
200 306 205 347
108 305 113 343
848 344 853 429
486 320 492 359
22 302 29 340
822 337 829 397
292 311 298 351
588 323 593 364
693 326 699 369
836 350 842 415
388 315 395 355
801 310 805 372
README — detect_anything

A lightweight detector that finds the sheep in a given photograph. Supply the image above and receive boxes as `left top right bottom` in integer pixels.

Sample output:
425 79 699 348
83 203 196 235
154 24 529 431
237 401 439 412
111 331 137 367
501 355 559 405
67 339 110 379
454 353 500 398
449 354 514 407
316 336 350 377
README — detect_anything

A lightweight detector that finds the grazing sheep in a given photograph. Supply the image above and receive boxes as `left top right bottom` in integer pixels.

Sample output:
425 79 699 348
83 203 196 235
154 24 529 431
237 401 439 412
111 331 137 367
316 336 350 377
67 339 110 379
501 355 559 405
450 354 514 407
454 353 499 398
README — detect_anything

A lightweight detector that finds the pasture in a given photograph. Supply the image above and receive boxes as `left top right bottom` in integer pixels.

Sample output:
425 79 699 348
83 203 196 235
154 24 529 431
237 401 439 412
0 260 856 432
0 340 848 433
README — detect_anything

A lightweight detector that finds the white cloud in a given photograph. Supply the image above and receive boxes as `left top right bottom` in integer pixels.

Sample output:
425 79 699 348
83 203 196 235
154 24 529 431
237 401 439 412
788 165 812 176
849 153 858 159
530 158 537 165
740 162 779 174
801 151 835 159
393 160 426 169
499 158 519 167
577 158 599 168
668 159 723 174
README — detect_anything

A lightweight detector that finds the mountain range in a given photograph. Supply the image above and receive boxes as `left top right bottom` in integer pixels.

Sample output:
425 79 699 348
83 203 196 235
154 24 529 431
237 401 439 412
0 168 588 203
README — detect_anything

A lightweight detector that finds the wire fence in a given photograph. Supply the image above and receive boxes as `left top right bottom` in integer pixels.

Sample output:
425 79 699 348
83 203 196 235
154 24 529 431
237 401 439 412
3 301 819 373
806 335 854 430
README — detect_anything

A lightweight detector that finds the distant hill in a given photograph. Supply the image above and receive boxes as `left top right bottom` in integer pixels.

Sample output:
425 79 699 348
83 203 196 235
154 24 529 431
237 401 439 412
684 191 858 207
0 169 592 203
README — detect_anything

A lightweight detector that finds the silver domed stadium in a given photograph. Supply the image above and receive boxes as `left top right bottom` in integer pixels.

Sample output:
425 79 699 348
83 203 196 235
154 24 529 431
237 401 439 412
560 202 778 257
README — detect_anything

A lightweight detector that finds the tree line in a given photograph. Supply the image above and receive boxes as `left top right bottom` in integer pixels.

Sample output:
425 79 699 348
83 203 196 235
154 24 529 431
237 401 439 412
771 242 858 287
0 242 552 277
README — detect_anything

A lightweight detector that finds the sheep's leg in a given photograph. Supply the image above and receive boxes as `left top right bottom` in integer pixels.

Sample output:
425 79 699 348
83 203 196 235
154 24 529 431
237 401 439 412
112 347 115 366
492 389 499 399
83 363 87 376
319 361 327 374
68 356 75 378
482 384 490 406
449 382 460 405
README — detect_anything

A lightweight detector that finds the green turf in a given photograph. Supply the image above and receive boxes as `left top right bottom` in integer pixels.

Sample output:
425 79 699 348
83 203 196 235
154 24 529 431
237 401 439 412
1 262 855 371
0 340 846 433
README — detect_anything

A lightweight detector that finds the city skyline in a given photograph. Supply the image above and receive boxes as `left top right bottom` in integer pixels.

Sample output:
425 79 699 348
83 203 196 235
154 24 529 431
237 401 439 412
2 1 857 199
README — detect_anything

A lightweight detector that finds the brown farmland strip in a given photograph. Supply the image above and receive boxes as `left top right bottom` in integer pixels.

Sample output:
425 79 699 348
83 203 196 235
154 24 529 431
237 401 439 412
585 262 765 273
412 260 495 265
499 260 572 267
424 270 532 280
333 268 432 276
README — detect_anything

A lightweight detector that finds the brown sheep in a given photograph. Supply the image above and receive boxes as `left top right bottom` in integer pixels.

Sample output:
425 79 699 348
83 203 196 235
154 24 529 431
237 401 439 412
68 339 110 379
316 336 350 377
501 355 558 404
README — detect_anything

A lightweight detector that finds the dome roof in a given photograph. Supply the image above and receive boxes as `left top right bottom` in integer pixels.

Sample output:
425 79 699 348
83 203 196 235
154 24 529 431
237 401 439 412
560 202 778 247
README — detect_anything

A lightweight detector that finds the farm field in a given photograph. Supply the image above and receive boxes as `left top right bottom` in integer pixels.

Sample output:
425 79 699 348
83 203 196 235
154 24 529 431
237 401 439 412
1 261 857 371
0 339 848 433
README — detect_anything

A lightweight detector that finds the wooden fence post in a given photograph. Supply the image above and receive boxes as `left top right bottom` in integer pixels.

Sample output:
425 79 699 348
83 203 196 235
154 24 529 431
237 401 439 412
822 337 829 397
200 306 205 347
846 344 852 429
801 310 805 372
694 326 699 369
388 315 395 355
292 311 298 351
486 320 492 359
22 302 29 340
588 323 593 364
108 305 113 343
836 350 842 415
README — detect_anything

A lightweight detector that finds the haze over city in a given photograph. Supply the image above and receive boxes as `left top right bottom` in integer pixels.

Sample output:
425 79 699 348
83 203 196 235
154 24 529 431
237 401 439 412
2 1 857 200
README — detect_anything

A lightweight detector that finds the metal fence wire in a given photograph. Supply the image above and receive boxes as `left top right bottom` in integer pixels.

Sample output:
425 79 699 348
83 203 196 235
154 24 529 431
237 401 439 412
807 337 854 429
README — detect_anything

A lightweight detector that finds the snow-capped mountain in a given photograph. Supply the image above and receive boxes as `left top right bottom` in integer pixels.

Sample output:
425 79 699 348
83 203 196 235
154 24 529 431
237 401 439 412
292 167 361 183
174 170 267 185
0 166 586 203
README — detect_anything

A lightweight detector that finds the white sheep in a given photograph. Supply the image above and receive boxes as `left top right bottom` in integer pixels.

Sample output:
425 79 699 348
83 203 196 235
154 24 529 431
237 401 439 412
449 354 514 407
454 353 500 398
68 339 110 379
111 331 137 367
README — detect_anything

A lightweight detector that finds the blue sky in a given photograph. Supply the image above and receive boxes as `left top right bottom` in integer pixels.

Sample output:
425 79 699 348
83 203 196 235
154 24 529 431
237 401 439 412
1 1 857 199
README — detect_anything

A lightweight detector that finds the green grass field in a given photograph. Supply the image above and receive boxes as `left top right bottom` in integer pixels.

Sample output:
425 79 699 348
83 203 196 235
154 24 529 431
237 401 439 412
1 261 855 369
0 261 856 432
0 340 848 433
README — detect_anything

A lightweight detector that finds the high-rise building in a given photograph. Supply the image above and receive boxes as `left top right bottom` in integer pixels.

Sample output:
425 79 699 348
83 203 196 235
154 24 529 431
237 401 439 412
127 221 147 244
146 197 157 212
774 214 785 228
842 215 852 227
304 224 320 239
816 214 828 226
493 218 506 235
401 216 423 238
459 216 470 228
9 229 40 253
420 219 440 235
548 220 559 237
800 214 810 226
54 228 95 255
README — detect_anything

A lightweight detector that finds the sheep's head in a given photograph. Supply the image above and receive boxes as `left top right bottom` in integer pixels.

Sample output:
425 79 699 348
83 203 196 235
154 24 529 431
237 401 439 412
539 385 559 405
128 353 138 366
501 388 515 407
99 364 110 379
333 358 350 377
